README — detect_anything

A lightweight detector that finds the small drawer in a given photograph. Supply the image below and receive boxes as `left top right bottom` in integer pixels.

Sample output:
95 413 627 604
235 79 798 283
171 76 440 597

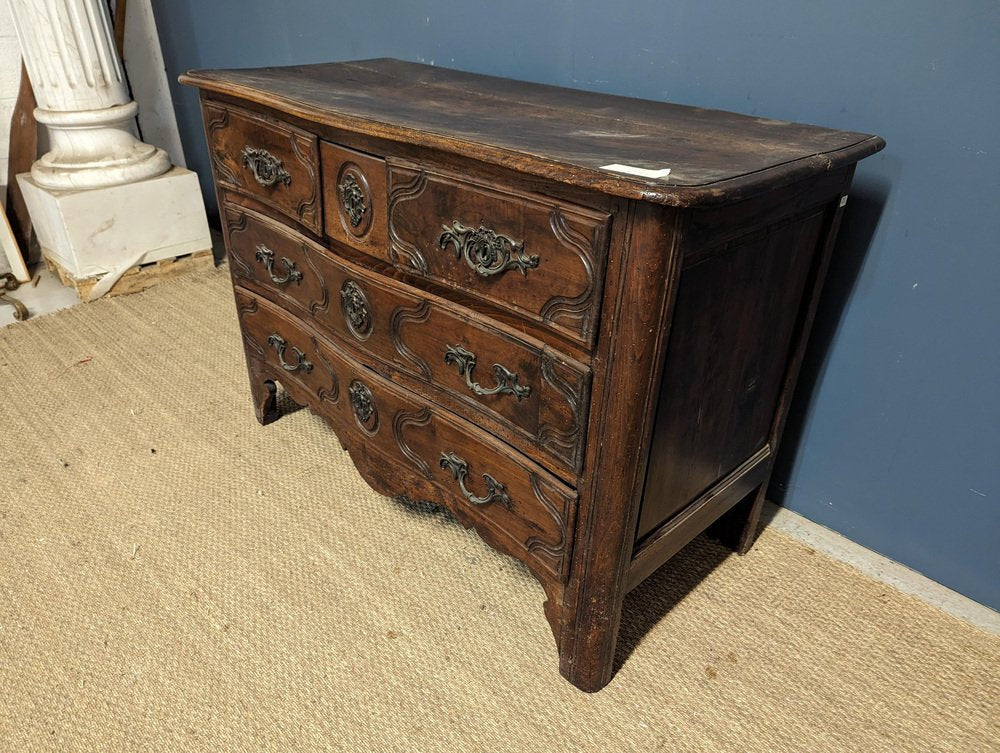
203 101 321 233
385 160 612 347
320 141 388 254
224 205 590 477
235 289 578 582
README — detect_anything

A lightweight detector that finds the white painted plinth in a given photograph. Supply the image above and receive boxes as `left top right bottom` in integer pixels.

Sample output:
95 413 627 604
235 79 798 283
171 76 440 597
17 166 211 280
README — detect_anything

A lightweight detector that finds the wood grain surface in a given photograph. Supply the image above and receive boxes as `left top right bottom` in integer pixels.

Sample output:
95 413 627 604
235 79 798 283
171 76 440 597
180 59 884 207
183 60 884 692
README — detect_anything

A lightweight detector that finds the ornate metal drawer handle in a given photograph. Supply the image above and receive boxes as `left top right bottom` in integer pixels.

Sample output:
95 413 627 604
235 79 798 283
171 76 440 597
255 245 303 285
439 221 539 278
241 146 291 188
443 344 530 401
267 333 313 373
439 452 512 508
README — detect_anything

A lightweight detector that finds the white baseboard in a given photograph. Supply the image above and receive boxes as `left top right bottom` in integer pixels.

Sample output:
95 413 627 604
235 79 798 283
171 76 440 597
762 501 1000 635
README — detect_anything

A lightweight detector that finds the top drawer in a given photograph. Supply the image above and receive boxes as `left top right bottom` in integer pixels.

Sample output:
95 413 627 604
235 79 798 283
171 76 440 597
382 160 611 348
203 101 321 233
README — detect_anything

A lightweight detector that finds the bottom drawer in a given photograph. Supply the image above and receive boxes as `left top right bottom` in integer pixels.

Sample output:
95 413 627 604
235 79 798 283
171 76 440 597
235 288 577 582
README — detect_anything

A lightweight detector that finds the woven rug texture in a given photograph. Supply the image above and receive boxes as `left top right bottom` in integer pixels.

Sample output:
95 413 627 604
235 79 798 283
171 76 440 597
0 268 997 752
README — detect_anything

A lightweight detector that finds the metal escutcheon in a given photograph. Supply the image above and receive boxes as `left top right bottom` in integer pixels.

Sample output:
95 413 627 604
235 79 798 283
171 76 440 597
340 280 373 339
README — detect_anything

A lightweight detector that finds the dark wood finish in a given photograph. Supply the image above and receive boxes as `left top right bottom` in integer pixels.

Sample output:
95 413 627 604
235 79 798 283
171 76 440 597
180 59 883 207
225 204 590 478
709 175 855 556
637 203 831 539
202 101 321 233
5 63 36 259
629 447 771 591
558 201 686 691
320 140 389 254
385 160 611 347
111 0 128 58
182 59 884 692
221 183 598 363
237 289 578 583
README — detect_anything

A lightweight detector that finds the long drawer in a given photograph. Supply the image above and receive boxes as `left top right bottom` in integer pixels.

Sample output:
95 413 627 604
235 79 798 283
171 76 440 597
225 204 590 477
235 289 578 582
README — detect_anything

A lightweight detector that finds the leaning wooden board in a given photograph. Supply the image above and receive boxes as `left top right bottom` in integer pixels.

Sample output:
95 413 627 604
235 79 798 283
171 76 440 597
181 59 884 691
3 63 35 281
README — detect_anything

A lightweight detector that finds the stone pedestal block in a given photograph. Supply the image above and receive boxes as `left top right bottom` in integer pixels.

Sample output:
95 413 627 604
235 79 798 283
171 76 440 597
18 166 211 280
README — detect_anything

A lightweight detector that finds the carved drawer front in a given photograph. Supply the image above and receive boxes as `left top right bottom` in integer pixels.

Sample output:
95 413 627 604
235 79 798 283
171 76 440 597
225 204 331 315
320 141 388 254
386 160 611 347
224 205 591 477
235 289 578 582
203 101 320 233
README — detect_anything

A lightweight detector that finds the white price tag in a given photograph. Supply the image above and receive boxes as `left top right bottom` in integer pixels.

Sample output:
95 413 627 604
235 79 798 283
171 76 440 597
600 163 672 179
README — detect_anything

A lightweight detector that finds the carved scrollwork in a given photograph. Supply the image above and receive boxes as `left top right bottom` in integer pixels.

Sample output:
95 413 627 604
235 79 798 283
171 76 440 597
241 146 292 188
388 300 432 379
287 133 320 230
340 280 373 339
225 211 253 277
311 337 340 404
387 170 430 274
237 297 264 356
539 208 599 339
538 351 590 472
227 209 329 314
392 408 433 479
439 452 512 509
525 473 574 578
205 105 240 187
438 221 539 278
444 344 531 401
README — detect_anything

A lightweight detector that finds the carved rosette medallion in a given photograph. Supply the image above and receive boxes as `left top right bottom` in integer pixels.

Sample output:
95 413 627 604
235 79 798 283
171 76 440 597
349 379 378 433
340 280 373 340
337 163 373 237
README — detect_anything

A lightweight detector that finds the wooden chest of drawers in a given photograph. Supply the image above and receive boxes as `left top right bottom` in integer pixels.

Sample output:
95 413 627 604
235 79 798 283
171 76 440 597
181 59 883 692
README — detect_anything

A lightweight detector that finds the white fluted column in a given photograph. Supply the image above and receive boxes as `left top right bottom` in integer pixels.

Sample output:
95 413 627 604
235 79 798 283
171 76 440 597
7 0 170 189
6 0 211 295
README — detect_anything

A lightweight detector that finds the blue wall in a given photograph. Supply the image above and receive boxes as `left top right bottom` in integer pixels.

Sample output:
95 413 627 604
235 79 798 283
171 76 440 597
152 1 1000 610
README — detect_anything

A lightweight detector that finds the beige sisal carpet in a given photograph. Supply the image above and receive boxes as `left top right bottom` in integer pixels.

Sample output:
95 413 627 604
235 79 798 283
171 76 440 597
0 268 997 752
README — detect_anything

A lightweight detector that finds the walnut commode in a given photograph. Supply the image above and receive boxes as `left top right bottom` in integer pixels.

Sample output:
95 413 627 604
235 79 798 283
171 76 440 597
182 59 883 692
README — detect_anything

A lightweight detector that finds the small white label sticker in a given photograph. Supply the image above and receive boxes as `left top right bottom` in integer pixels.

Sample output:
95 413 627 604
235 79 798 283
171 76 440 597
600 163 672 179
840 195 849 207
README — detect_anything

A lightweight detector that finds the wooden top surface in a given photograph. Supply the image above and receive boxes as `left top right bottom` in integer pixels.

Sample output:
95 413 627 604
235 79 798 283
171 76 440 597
181 58 884 207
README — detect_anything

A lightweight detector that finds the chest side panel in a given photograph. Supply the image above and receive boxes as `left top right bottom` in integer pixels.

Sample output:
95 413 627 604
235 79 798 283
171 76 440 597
636 204 832 539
